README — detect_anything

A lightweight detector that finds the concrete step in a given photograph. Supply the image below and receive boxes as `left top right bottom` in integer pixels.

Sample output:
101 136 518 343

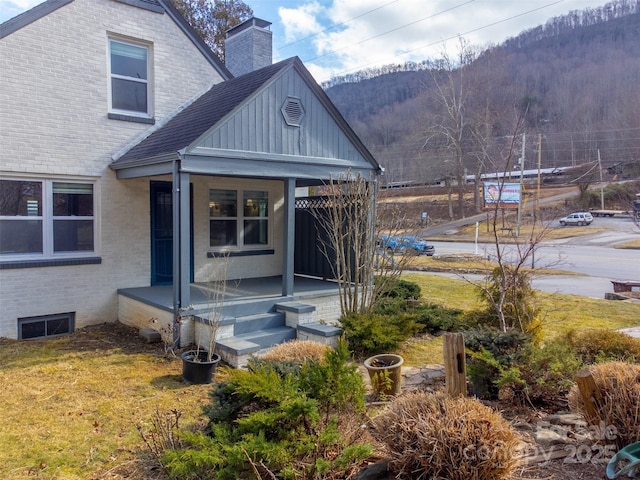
216 326 297 357
233 312 285 335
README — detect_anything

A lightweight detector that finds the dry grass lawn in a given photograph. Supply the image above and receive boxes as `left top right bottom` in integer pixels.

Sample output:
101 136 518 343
0 323 209 480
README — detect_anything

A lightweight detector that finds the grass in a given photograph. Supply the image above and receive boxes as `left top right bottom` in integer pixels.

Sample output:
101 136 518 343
407 253 584 276
396 272 640 366
616 237 640 249
0 324 210 480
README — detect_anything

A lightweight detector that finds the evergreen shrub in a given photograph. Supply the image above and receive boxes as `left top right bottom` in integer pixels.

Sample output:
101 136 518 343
161 339 373 479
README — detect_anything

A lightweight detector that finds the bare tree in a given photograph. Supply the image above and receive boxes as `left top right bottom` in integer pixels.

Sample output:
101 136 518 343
312 171 421 316
170 0 253 61
471 122 553 337
421 39 479 219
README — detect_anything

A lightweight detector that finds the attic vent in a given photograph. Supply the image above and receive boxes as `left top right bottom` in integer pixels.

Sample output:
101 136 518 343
281 97 305 127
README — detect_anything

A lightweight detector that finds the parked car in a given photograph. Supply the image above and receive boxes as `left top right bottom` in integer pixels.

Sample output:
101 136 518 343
377 234 435 256
559 212 594 226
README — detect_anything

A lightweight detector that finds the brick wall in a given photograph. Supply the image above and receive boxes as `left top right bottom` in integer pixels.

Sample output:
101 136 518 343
0 0 223 338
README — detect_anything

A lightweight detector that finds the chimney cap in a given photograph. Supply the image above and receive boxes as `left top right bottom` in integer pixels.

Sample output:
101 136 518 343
226 17 271 38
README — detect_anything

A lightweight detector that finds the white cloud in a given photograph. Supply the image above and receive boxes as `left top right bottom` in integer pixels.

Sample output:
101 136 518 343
278 1 325 42
279 0 612 82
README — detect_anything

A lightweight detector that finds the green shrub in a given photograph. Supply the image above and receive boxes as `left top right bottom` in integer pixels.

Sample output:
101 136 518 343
160 339 373 480
499 338 583 406
340 312 420 356
372 392 520 480
463 326 530 399
564 328 640 364
475 266 543 342
372 277 422 315
375 276 421 300
414 303 464 333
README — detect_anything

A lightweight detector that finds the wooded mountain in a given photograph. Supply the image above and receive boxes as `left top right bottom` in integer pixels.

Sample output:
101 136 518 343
325 0 640 197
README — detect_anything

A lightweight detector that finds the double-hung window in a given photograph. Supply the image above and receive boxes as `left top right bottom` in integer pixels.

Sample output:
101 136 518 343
0 179 95 258
209 189 269 250
109 39 150 116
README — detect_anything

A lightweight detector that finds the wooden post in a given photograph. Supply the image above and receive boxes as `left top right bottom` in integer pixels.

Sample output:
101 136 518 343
575 369 602 425
444 332 466 397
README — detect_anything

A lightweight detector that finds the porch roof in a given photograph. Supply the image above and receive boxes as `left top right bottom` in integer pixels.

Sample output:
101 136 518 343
110 57 381 184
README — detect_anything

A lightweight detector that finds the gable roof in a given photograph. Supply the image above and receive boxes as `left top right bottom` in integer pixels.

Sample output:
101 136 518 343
111 56 380 178
0 0 231 78
113 59 289 165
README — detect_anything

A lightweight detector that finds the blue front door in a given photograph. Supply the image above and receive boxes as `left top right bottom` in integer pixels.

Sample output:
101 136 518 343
150 181 193 285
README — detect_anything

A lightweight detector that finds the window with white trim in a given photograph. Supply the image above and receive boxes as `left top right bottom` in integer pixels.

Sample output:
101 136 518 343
109 39 150 116
0 179 95 258
209 189 269 250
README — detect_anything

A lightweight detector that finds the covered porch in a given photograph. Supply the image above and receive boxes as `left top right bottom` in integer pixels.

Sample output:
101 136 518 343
110 58 381 366
117 275 344 367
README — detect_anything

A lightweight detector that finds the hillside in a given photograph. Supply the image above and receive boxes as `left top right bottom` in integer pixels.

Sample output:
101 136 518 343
325 0 640 207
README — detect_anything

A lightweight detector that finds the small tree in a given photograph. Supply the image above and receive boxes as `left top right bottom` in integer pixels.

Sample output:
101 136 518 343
472 122 549 338
311 171 377 316
312 171 421 317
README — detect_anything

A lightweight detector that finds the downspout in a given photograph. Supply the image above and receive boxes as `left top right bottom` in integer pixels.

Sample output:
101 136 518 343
172 158 181 348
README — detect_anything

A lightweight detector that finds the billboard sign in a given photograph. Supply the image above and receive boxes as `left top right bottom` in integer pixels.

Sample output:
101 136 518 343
483 182 521 210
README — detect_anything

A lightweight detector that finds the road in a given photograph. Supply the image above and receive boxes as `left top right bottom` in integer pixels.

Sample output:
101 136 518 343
420 216 640 299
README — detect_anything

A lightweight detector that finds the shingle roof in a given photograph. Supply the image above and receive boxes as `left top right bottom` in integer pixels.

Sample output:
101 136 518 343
113 58 294 164
0 0 74 39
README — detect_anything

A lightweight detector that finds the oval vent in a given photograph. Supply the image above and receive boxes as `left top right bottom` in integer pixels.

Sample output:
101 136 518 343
281 97 305 127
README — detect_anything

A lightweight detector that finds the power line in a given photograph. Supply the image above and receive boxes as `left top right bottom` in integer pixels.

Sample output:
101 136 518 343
304 0 475 63
311 0 567 83
276 0 400 52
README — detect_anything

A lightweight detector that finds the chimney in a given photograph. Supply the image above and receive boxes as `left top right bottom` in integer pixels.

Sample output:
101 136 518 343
225 17 272 77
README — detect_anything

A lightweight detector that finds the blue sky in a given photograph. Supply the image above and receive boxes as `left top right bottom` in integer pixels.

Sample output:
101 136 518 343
1 0 609 82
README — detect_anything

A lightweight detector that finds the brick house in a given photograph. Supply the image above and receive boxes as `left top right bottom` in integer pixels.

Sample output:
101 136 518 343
0 0 380 365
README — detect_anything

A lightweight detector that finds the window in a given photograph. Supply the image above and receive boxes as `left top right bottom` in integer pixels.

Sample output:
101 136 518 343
19 312 75 339
0 179 95 258
109 39 150 116
209 189 269 249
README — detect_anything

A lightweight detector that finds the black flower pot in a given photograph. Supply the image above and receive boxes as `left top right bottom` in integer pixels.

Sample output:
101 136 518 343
181 350 221 384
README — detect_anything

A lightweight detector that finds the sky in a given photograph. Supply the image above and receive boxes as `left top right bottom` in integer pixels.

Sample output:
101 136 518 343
1 0 610 83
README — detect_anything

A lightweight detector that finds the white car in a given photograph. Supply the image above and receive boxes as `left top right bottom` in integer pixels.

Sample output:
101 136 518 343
559 212 594 226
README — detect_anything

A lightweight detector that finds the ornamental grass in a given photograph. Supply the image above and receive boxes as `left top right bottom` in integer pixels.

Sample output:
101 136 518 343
371 391 521 480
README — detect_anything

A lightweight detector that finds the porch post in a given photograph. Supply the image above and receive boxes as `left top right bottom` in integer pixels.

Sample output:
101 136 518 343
172 162 191 327
282 178 295 296
178 171 191 308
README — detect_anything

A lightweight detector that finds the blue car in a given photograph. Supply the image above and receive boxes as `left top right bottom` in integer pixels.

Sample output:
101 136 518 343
377 234 435 256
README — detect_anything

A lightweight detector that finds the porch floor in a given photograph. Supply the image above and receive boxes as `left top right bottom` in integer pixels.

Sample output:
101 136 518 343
118 275 339 312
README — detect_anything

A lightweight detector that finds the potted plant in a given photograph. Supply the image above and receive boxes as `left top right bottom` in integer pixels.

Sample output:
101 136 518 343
180 331 221 384
363 353 404 396
181 258 228 384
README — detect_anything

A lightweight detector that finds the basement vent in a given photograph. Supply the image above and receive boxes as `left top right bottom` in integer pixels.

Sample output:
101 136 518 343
18 312 75 339
281 97 305 127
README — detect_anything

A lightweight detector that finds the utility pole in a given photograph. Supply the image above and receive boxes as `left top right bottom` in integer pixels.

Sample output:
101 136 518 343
536 134 542 222
516 133 525 237
598 149 604 209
